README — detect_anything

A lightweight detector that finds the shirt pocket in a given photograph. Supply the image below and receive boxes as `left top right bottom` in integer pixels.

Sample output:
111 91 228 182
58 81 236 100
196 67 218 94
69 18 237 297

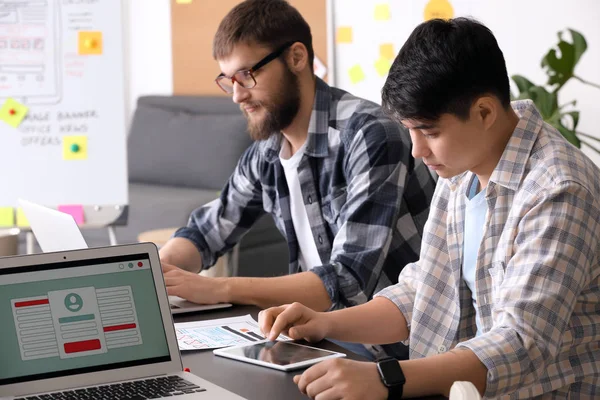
322 189 347 227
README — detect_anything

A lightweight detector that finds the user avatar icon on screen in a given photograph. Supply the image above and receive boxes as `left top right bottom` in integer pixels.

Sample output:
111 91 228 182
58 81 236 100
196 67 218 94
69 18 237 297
64 293 83 312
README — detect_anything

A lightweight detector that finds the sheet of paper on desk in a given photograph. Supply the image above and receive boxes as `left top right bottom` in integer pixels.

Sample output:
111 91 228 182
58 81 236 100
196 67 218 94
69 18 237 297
175 314 291 351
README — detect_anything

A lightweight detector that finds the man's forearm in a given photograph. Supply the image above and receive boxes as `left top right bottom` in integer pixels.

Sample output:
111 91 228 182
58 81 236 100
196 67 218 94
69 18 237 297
325 297 409 344
159 237 203 273
223 272 332 311
400 347 488 397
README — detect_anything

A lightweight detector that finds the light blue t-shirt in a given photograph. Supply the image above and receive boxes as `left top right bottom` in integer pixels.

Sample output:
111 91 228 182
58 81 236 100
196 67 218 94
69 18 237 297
463 175 488 336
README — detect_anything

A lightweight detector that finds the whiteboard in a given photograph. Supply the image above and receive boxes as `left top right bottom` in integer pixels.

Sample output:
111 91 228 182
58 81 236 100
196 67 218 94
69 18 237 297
0 0 128 226
328 0 600 165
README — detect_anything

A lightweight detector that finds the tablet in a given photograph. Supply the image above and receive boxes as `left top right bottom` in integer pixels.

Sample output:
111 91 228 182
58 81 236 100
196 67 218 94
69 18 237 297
213 340 346 371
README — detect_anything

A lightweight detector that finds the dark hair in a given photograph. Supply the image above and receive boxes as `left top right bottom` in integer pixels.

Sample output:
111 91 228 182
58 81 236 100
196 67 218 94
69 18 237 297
213 0 314 71
381 17 511 122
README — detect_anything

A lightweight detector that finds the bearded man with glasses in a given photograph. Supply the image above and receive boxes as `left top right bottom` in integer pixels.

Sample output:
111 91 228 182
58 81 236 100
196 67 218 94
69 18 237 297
159 0 435 360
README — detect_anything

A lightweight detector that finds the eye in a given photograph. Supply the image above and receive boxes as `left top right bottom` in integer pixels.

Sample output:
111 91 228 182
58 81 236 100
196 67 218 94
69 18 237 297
422 132 439 139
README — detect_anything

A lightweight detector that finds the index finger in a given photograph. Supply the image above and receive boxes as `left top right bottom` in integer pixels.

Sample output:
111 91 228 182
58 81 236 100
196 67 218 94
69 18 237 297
268 304 305 341
161 262 177 273
258 305 289 338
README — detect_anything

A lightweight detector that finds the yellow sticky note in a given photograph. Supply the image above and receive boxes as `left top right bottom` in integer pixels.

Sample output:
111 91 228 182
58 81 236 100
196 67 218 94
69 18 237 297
374 4 391 21
63 135 88 160
78 31 103 55
348 65 365 84
16 208 29 228
336 27 353 44
424 0 454 21
176 0 192 3
375 57 392 77
0 207 14 227
0 98 29 128
380 43 395 61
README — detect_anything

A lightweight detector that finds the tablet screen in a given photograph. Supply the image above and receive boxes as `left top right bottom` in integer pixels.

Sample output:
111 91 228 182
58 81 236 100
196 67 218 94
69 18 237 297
221 341 338 366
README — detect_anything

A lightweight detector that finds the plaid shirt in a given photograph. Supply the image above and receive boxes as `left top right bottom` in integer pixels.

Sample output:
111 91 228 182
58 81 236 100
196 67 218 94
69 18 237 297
376 101 600 398
175 78 435 310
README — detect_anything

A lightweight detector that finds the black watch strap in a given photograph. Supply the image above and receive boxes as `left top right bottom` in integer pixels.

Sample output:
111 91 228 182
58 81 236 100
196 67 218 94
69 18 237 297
387 383 404 399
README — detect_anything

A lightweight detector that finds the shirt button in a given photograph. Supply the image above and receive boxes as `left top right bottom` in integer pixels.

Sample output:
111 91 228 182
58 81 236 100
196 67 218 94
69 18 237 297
438 345 447 353
318 235 323 244
308 196 313 204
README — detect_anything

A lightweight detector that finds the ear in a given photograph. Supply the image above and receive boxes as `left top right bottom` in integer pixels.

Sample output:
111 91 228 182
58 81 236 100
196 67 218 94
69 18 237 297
472 96 498 130
286 42 309 73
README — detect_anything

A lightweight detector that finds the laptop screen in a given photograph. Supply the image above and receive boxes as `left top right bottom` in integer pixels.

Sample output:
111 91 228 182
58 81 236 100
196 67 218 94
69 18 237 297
0 253 171 386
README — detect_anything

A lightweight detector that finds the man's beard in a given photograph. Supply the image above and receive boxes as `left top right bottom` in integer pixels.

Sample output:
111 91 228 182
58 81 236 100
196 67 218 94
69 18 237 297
242 67 301 141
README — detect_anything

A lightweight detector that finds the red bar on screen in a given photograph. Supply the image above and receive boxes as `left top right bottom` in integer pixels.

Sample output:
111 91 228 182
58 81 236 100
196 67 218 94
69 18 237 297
103 323 137 332
64 339 102 354
14 299 50 307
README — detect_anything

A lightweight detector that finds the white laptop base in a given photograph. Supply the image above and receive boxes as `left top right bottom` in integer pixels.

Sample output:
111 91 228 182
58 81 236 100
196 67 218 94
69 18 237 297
0 244 244 400
18 199 233 314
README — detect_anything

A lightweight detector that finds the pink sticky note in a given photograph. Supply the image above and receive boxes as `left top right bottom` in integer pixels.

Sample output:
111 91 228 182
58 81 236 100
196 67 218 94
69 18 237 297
58 205 85 225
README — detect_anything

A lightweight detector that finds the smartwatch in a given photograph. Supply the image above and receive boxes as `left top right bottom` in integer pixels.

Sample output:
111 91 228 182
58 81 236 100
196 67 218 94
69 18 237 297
376 357 405 399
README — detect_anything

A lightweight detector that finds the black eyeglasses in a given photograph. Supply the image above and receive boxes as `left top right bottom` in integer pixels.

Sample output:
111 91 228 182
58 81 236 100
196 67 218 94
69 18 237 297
215 42 295 94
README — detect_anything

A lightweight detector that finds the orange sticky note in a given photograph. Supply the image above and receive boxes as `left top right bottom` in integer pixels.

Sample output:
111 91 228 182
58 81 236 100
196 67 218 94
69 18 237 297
380 43 395 61
0 207 14 227
0 98 29 128
78 31 103 55
424 0 454 21
63 136 88 160
16 208 29 227
375 57 392 77
58 205 85 225
336 27 353 44
374 4 391 21
348 65 365 84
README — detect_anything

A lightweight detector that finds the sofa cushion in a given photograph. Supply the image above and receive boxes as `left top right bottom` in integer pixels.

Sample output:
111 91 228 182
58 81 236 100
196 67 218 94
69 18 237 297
128 98 252 190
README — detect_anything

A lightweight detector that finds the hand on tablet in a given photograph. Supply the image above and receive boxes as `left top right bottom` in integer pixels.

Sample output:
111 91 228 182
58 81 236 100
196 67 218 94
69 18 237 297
294 358 388 400
259 302 330 342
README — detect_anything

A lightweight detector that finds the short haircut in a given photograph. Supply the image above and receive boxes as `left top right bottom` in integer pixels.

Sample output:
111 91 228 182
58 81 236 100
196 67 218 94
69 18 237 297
381 17 511 122
213 0 314 71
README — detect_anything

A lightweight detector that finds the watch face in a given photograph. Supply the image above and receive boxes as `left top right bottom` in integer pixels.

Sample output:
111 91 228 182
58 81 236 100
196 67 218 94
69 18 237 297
378 359 406 386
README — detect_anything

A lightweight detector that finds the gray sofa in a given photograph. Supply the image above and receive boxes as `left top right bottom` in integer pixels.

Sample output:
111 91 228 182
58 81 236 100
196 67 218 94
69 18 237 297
21 96 289 277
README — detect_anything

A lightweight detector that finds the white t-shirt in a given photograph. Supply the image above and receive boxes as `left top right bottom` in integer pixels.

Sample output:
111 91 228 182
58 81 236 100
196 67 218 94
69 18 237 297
279 139 322 271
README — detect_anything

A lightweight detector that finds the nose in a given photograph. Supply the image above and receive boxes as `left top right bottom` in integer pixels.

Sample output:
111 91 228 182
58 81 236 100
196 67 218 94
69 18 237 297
409 130 431 160
232 82 251 104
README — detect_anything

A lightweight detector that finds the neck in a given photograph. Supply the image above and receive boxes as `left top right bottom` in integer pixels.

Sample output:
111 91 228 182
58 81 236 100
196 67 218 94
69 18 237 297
475 108 520 189
281 76 316 155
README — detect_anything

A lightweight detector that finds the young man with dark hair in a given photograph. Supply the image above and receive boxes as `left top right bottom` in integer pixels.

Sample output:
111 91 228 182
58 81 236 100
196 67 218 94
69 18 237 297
260 17 600 398
159 0 435 358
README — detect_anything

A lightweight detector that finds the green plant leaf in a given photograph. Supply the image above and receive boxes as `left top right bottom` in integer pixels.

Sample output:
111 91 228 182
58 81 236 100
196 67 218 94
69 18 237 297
556 123 581 148
511 75 536 95
568 29 587 66
528 86 558 119
562 111 580 131
542 34 576 87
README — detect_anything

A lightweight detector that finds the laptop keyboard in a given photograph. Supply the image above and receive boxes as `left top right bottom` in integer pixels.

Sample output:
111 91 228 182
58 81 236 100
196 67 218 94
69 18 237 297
16 375 206 399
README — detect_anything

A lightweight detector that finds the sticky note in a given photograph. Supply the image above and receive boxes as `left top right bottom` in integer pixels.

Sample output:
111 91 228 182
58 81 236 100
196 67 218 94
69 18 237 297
0 207 14 227
0 98 29 128
16 208 29 227
374 4 391 21
63 135 88 160
424 0 454 21
380 43 395 61
348 65 365 84
78 31 103 55
176 0 193 3
58 205 85 225
375 57 392 77
336 27 353 44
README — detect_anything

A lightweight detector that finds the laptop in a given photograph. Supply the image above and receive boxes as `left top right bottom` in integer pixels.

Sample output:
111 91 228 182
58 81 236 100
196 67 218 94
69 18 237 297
18 199 233 314
0 243 246 399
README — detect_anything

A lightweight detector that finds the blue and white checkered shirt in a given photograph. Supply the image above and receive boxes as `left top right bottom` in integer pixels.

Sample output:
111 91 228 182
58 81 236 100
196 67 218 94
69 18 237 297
376 100 600 398
175 78 435 310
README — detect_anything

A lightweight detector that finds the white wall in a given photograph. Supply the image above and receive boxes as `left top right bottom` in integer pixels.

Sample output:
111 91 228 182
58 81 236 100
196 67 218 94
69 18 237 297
125 0 173 124
330 0 600 165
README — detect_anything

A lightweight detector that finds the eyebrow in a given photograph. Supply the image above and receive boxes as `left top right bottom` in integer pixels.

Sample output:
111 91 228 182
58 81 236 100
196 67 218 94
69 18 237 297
403 122 437 130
